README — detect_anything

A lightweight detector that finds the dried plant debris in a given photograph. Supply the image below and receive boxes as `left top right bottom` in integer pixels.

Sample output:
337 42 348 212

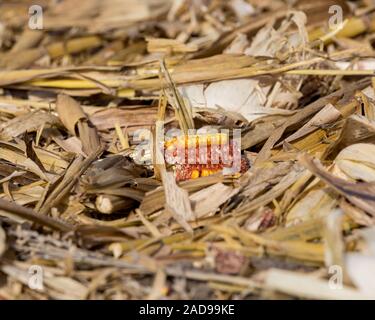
0 0 375 300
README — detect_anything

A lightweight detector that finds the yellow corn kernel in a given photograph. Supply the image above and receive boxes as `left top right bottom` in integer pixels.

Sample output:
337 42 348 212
201 169 210 177
191 170 200 179
170 133 229 149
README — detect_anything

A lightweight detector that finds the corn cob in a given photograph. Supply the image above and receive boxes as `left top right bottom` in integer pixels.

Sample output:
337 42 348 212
164 133 249 181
